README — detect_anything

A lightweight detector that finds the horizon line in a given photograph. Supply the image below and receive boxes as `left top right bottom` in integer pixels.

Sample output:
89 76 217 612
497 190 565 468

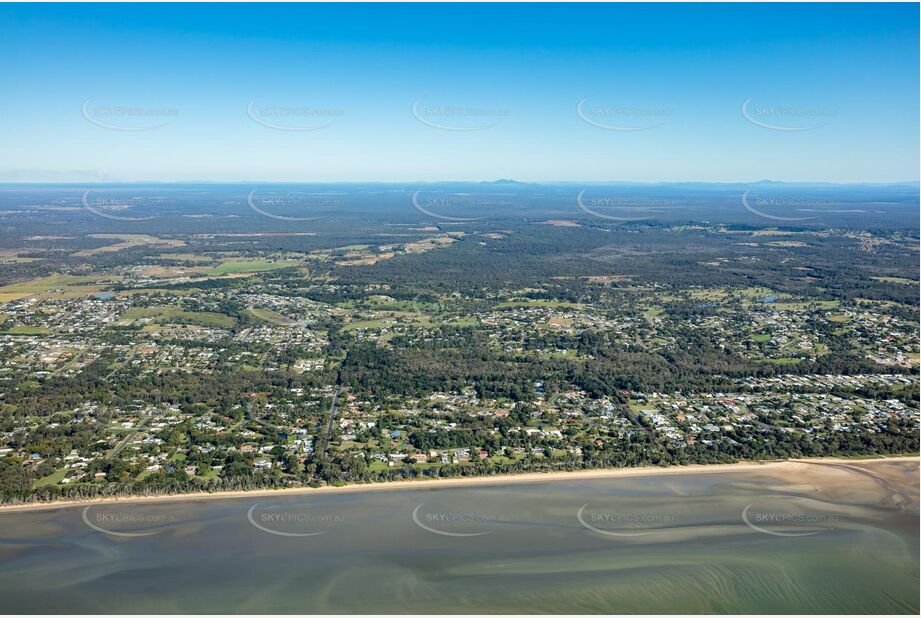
0 179 918 186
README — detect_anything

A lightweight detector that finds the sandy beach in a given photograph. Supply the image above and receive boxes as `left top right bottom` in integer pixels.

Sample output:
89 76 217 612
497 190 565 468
1 455 916 513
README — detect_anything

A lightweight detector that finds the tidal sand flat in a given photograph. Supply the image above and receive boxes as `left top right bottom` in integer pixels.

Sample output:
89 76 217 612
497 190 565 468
0 459 917 613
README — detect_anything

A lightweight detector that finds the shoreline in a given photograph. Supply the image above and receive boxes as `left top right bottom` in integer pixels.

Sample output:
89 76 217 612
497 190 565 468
1 455 917 514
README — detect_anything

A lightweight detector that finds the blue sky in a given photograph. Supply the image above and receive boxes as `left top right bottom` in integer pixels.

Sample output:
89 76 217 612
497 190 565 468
0 3 917 182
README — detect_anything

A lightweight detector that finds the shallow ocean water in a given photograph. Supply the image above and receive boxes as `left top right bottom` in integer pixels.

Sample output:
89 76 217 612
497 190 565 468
0 461 917 613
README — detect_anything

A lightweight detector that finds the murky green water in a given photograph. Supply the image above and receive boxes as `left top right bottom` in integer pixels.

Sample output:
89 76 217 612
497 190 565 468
1 461 917 613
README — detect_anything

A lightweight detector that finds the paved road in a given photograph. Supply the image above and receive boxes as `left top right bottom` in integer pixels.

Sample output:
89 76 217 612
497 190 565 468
105 344 139 380
318 351 348 455
321 385 342 454
107 412 152 460
246 401 281 433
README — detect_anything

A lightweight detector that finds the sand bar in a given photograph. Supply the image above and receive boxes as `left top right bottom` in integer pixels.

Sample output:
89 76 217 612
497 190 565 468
1 455 916 513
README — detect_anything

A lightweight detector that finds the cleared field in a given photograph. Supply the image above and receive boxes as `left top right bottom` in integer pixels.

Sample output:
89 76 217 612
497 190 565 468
0 249 40 264
207 260 297 275
121 306 236 328
0 325 51 335
771 300 840 310
245 308 293 325
496 299 582 309
0 274 119 302
342 318 403 332
767 240 807 247
135 265 213 278
765 357 803 365
871 276 917 285
74 234 185 257
689 289 729 301
156 253 216 263
33 469 67 488
120 288 193 297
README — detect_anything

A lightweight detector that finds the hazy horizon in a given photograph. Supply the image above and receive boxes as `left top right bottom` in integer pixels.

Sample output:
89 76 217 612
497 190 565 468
0 178 919 186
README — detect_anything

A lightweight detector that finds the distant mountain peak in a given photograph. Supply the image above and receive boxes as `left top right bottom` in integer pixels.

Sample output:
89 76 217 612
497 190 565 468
481 179 528 185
